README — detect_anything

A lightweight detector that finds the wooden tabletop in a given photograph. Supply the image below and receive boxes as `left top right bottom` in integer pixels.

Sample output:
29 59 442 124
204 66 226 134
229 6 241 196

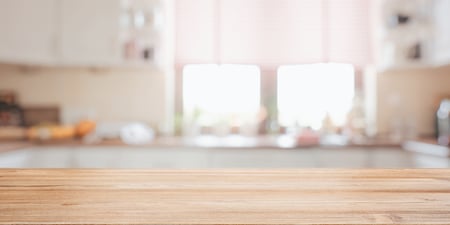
1 169 450 224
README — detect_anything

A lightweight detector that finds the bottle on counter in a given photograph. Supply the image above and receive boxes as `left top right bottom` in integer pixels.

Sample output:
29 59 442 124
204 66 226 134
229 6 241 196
437 99 450 146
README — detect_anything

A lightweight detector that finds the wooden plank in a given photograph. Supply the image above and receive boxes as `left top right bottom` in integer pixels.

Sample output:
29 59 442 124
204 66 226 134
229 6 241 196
0 169 450 224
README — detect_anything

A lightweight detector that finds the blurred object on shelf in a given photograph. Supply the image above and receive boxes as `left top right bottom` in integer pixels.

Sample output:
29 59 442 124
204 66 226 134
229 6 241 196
142 46 154 61
22 106 60 127
321 113 337 134
403 139 450 157
86 122 155 145
257 106 268 134
0 126 27 140
434 95 450 137
276 135 296 148
437 99 450 146
120 123 154 145
124 38 140 60
0 90 24 127
259 94 279 135
27 125 76 141
296 127 320 147
119 0 163 65
0 90 17 105
321 134 349 146
173 113 183 136
75 120 96 138
199 125 213 135
230 126 240 135
346 91 366 141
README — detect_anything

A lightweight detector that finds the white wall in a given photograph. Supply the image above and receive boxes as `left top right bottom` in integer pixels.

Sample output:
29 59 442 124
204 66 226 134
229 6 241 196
0 64 167 129
376 64 450 137
2 62 450 137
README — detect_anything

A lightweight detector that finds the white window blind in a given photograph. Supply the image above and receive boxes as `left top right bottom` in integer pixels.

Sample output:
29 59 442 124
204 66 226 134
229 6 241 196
326 0 373 66
219 0 324 66
175 0 217 64
175 0 373 67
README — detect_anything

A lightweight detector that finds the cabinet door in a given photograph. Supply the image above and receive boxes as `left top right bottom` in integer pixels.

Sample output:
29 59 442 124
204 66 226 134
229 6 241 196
433 0 450 65
60 0 121 66
0 0 57 65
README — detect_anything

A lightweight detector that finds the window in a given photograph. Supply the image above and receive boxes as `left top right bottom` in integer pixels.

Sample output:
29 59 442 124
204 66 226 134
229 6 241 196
183 64 260 133
176 0 371 137
277 63 355 130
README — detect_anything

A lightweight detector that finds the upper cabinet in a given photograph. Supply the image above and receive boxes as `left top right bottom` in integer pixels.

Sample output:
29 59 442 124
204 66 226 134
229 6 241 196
117 0 167 67
0 0 58 65
0 0 169 67
378 0 450 70
60 0 121 66
431 0 450 65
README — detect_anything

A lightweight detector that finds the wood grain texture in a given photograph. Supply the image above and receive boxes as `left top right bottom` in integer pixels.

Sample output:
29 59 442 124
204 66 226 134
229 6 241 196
1 169 450 224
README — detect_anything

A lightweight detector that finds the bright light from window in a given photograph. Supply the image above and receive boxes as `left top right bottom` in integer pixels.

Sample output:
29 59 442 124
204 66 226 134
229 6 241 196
277 63 354 130
183 64 260 127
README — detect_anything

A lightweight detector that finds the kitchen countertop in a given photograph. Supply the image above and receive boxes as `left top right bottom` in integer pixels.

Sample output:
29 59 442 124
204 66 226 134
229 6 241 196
1 169 450 224
0 135 403 152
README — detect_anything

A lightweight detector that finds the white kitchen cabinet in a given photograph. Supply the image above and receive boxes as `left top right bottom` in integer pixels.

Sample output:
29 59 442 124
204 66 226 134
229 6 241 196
60 0 121 66
430 0 450 66
60 0 166 67
0 0 168 67
313 149 369 168
0 0 58 65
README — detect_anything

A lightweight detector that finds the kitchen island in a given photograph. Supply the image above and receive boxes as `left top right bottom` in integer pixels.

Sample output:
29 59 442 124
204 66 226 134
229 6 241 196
1 169 450 224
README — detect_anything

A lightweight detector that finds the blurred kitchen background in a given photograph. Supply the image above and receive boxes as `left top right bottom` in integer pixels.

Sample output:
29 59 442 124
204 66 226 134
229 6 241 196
0 0 449 168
